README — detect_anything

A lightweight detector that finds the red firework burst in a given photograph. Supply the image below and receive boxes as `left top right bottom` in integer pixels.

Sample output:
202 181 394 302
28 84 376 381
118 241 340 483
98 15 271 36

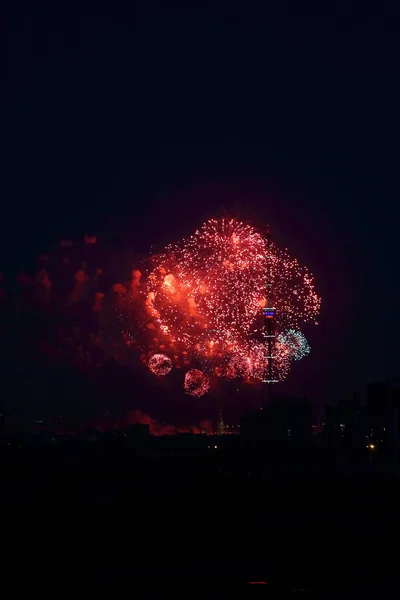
144 217 320 383
184 369 210 397
148 353 173 376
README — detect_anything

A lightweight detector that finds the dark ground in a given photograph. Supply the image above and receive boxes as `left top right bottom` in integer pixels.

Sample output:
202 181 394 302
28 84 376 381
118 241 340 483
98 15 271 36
3 448 399 593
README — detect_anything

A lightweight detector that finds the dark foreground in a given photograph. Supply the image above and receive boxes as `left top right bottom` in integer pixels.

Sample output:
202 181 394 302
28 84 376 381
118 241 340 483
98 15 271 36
3 450 400 593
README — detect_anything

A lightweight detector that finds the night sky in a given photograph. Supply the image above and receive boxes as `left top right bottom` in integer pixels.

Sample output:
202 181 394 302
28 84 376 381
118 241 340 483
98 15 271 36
1 3 399 416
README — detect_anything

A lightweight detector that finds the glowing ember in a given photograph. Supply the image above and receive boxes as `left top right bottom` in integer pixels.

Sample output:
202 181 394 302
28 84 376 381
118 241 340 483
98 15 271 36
148 353 173 376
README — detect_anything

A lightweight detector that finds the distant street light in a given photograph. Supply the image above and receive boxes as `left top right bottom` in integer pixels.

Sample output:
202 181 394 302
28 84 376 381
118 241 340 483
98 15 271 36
369 443 375 462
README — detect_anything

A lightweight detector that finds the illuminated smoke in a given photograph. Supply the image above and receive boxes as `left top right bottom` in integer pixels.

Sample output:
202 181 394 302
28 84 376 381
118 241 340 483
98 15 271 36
17 272 33 286
36 268 52 291
124 410 209 435
66 267 89 305
92 292 105 312
113 283 128 295
84 235 97 245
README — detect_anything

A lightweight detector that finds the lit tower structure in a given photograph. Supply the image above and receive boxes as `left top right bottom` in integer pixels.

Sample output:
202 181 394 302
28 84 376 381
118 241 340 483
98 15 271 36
217 410 225 435
262 225 278 401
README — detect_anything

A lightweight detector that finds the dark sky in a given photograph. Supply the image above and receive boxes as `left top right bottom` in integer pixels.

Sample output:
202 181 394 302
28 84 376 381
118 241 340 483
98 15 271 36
1 2 399 410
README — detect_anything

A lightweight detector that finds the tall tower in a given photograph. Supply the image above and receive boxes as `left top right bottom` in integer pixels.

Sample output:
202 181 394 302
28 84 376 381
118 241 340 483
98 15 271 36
262 225 278 403
217 410 225 435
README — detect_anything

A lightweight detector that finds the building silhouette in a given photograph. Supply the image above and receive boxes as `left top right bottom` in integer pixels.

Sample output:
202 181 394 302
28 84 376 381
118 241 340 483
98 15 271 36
324 380 400 466
241 397 312 445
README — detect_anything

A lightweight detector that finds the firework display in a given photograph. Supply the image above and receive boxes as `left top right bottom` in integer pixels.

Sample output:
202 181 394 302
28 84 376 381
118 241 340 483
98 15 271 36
2 217 321 409
135 217 320 390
